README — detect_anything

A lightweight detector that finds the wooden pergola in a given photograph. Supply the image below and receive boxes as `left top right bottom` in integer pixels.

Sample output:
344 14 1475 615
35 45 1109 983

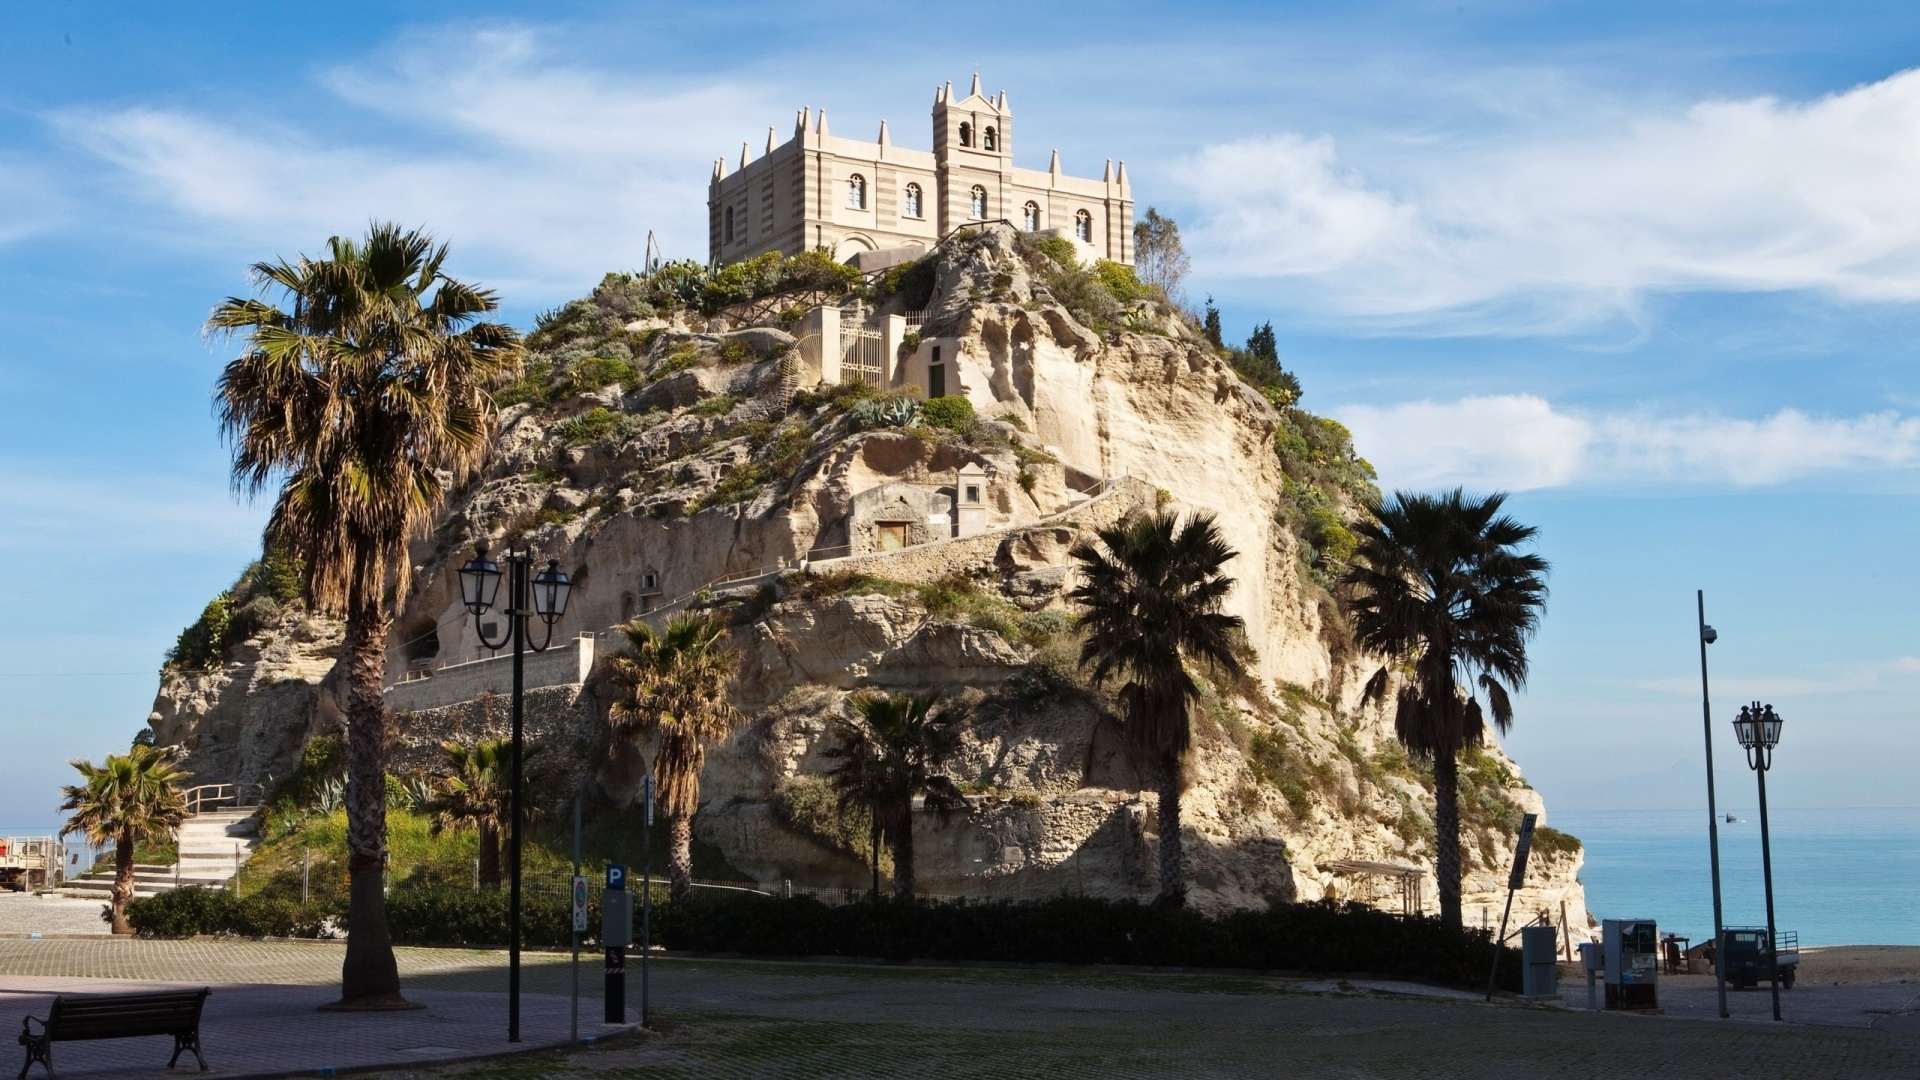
1318 859 1426 917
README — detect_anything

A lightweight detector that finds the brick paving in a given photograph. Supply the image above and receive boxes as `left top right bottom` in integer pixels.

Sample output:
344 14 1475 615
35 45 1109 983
3 940 1919 1079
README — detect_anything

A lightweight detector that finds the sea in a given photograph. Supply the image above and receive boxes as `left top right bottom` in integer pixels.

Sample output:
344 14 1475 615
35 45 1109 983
1555 806 1920 947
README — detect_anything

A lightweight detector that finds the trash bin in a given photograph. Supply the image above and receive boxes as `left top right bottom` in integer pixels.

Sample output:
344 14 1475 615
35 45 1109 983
1521 925 1558 997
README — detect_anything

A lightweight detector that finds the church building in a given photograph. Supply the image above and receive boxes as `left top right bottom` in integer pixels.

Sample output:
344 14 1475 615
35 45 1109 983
709 75 1134 269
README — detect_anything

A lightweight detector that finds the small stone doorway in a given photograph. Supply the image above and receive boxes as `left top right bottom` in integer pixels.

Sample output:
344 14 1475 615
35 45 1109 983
877 522 911 550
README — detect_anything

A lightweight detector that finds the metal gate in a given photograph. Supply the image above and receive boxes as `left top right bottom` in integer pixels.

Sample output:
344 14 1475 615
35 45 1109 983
841 327 886 387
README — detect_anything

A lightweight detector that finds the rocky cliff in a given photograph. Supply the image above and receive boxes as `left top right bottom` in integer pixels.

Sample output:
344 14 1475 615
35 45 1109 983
150 224 1589 934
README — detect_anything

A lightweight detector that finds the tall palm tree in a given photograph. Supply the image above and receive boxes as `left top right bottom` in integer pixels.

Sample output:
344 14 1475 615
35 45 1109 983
1068 510 1244 907
823 691 970 900
208 222 521 1007
1340 488 1548 931
59 745 189 935
426 738 516 888
605 613 741 901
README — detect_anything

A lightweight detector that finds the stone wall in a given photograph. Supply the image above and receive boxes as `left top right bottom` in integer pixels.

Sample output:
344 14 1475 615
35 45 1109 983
383 634 596 714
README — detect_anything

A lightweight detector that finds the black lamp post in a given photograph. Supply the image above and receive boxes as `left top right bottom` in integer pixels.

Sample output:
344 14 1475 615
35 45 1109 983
1733 701 1785 1023
459 547 574 1043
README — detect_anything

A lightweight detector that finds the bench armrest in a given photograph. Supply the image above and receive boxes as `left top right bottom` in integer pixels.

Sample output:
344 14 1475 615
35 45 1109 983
20 1014 45 1037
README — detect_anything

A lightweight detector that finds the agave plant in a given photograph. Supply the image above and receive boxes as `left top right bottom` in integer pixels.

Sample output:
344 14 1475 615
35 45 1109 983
847 396 923 432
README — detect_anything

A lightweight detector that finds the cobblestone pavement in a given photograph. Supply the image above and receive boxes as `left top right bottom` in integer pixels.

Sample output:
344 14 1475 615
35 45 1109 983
1560 970 1920 1033
0 893 116 936
4 940 1920 1079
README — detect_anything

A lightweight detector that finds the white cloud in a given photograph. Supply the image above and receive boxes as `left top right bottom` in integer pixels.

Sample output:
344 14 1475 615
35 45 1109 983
0 159 65 245
1338 395 1920 491
1184 68 1920 328
53 28 783 296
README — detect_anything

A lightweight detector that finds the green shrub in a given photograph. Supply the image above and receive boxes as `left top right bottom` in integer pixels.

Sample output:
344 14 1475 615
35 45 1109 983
692 394 740 418
565 356 637 394
921 396 975 431
125 887 334 939
1533 826 1583 857
1030 236 1079 269
718 339 755 364
847 396 921 431
493 358 554 409
880 257 938 309
556 407 620 444
1093 260 1152 304
655 894 1519 991
649 349 704 382
167 593 235 670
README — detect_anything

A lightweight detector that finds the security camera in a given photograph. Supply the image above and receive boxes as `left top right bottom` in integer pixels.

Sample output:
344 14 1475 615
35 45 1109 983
1702 625 1718 644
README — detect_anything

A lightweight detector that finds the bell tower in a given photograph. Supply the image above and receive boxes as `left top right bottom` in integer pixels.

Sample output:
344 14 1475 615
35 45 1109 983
931 74 1013 235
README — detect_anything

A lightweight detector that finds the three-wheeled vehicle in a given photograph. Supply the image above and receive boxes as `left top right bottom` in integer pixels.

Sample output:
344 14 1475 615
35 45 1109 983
1720 927 1798 989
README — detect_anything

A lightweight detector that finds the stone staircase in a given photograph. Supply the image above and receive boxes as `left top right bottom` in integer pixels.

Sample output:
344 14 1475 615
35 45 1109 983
66 808 263 899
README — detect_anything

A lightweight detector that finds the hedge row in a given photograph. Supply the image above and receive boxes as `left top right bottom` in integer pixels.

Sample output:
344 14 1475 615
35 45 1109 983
125 889 1517 991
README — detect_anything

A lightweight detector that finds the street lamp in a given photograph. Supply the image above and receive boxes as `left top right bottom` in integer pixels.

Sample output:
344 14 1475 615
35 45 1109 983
459 547 574 1043
1695 593 1730 1019
1733 701 1785 1023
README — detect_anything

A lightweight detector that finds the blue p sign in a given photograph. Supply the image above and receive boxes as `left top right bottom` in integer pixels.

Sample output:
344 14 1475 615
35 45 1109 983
606 864 627 890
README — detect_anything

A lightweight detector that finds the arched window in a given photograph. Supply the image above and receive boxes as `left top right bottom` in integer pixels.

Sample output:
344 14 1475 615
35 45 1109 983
903 183 923 218
847 174 866 210
1022 202 1040 231
958 122 972 148
970 186 988 220
1074 209 1093 242
724 206 734 243
983 126 998 151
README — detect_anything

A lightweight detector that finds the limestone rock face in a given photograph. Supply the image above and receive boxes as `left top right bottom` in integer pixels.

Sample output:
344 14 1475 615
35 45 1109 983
150 223 1588 936
147 612 345 791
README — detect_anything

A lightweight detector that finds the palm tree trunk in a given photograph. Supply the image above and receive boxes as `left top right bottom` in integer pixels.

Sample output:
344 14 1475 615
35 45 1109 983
479 822 501 888
890 805 915 901
1156 749 1186 908
668 815 693 901
1433 749 1463 931
109 827 136 935
335 602 407 1008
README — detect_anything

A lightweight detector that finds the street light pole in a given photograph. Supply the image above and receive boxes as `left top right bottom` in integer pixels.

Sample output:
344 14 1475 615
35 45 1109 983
459 547 575 1044
1696 592 1729 1019
1734 701 1785 1023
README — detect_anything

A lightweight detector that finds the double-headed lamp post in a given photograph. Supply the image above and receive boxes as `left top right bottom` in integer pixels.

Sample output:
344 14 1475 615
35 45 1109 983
1733 701 1785 1023
458 547 574 1043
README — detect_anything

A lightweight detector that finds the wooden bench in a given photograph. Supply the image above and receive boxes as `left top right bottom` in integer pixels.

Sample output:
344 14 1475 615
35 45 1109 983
17 988 210 1080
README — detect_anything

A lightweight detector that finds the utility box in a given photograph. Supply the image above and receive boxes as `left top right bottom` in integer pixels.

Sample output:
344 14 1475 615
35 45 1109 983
602 887 633 948
1521 925 1558 997
1602 918 1659 1011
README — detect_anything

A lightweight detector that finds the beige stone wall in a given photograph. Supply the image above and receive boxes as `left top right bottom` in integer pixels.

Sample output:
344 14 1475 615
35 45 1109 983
710 81 1132 267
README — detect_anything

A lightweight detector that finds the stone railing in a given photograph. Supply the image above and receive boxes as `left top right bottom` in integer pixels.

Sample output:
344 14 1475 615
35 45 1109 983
383 633 596 714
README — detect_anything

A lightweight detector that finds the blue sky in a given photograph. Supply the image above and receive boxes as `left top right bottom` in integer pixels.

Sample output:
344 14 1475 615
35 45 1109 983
2 2 1917 829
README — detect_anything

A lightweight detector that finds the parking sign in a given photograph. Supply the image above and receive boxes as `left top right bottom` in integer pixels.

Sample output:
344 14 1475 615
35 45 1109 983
572 875 588 932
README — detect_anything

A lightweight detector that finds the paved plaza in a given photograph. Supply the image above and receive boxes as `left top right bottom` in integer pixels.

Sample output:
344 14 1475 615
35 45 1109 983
0 938 1917 1078
0 892 118 937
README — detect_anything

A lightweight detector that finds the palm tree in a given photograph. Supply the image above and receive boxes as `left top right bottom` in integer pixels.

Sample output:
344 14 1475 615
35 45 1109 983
823 691 970 900
59 745 189 934
1068 510 1245 907
1340 488 1548 931
426 738 515 888
605 613 741 901
208 222 521 1007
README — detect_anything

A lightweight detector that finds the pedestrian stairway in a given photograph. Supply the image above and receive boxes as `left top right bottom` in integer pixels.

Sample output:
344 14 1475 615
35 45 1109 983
65 808 262 899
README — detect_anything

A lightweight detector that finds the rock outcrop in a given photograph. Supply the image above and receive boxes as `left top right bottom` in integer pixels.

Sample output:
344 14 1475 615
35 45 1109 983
149 224 1589 934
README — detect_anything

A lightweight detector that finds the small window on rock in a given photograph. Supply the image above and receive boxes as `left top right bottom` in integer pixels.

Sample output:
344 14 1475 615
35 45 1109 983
970 186 987 220
1022 202 1040 231
904 183 923 218
1074 209 1093 242
965 485 980 503
847 174 867 210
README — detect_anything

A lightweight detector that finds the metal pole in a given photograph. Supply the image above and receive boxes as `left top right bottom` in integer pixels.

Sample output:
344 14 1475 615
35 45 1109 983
641 778 652 1028
571 796 581 1045
509 554 526 1044
302 848 310 906
1484 887 1517 1001
1757 755 1782 1022
1697 591 1730 1019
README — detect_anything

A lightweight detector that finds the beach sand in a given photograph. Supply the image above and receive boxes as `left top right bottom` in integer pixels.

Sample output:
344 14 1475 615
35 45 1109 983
1798 946 1920 985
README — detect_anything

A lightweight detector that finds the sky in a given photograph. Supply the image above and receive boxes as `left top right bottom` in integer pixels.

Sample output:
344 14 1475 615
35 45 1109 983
1 1 1917 829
